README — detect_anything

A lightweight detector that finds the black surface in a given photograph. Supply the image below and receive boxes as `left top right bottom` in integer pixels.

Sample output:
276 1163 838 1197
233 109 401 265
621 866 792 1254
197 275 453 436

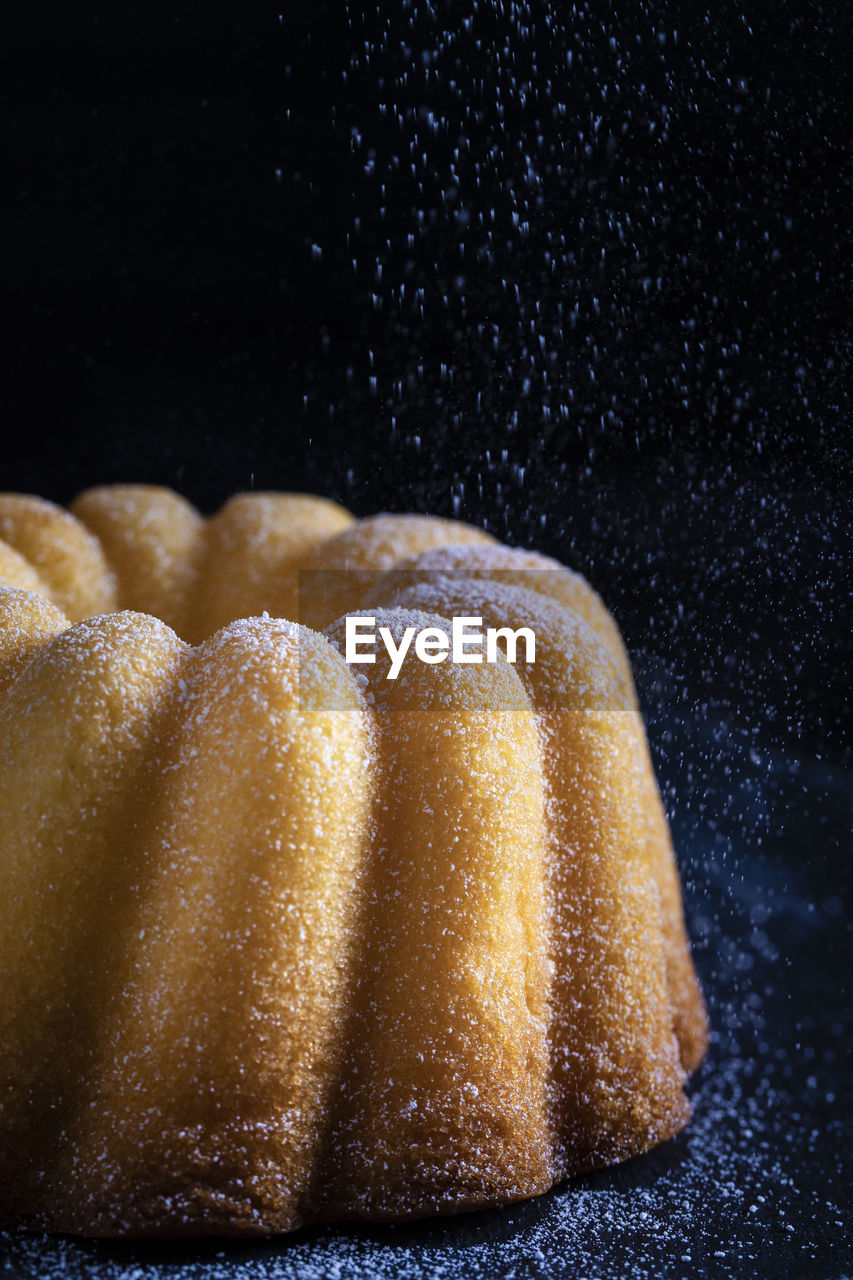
1 0 851 1276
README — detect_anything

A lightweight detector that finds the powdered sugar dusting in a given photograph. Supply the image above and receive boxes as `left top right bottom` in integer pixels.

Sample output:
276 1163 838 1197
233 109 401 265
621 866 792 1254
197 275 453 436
1 1047 847 1278
1 491 848 1269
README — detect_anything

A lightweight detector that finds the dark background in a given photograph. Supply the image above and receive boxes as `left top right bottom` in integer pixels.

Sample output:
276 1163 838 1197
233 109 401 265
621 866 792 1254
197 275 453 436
1 2 851 1277
2 0 851 766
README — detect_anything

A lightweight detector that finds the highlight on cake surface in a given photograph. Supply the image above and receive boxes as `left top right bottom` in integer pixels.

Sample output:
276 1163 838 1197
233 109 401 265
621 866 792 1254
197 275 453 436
0 485 708 1238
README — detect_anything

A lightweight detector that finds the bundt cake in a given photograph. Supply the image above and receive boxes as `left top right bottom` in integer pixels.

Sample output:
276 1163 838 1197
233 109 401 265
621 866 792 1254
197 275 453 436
0 485 708 1238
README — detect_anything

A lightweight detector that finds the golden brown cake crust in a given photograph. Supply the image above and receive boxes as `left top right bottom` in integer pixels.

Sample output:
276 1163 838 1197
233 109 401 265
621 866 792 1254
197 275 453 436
0 486 708 1238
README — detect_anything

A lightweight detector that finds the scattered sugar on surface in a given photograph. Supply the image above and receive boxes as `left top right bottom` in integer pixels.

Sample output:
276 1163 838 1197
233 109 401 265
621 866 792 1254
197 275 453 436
1 590 849 1273
2 1036 848 1279
3 727 849 1276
